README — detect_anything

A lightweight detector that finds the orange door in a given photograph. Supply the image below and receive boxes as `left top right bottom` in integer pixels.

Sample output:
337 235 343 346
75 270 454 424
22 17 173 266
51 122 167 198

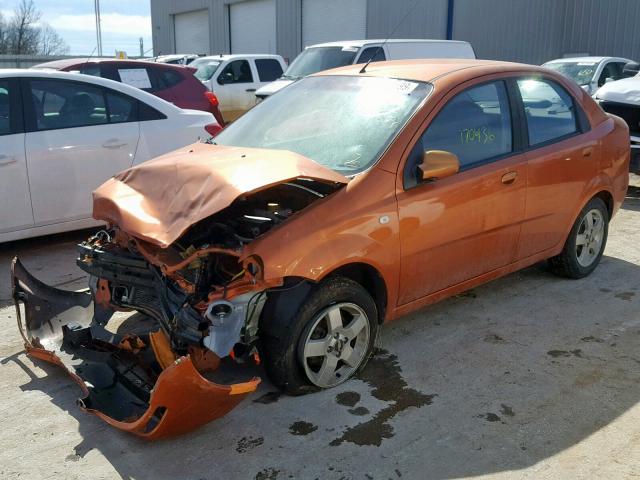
396 156 527 305
514 77 597 258
395 79 527 306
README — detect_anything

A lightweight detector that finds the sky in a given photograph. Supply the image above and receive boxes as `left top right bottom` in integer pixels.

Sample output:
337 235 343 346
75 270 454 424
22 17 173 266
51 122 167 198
0 0 152 56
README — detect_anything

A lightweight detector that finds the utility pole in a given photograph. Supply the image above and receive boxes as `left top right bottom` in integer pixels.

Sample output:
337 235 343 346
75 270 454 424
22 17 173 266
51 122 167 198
94 0 103 56
139 37 144 57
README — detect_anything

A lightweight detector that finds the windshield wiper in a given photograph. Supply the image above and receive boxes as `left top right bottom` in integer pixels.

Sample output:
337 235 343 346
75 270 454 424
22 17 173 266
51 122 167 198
280 74 301 81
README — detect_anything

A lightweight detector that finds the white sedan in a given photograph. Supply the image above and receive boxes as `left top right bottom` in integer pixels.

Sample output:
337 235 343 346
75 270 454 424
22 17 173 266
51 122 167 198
0 69 218 243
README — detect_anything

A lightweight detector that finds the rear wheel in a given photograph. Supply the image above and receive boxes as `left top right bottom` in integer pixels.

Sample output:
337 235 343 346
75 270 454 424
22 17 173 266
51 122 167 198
260 276 378 395
548 197 609 279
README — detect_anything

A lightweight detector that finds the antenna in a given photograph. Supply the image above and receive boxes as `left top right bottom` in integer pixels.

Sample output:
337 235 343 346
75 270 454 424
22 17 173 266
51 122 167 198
82 45 98 72
359 0 421 74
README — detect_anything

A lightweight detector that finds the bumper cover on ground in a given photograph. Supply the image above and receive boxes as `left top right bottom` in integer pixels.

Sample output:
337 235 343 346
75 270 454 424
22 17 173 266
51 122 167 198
11 257 259 440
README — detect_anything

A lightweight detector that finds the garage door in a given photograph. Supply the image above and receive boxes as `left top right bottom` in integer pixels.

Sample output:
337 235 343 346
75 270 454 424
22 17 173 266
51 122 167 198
174 9 209 54
302 0 367 47
230 0 276 54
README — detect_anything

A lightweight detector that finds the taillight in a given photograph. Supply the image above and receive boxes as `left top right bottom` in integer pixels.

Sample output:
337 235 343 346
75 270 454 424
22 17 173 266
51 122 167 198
205 123 223 137
204 91 219 107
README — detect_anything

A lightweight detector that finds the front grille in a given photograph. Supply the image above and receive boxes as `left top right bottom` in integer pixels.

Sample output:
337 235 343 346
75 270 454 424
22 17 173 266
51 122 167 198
599 100 640 135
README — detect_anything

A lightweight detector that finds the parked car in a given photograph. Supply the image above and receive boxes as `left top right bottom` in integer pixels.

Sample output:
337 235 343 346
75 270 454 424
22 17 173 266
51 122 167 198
543 56 634 95
0 69 217 243
255 39 476 99
12 59 629 439
190 54 287 122
33 58 225 127
154 54 200 65
594 74 640 172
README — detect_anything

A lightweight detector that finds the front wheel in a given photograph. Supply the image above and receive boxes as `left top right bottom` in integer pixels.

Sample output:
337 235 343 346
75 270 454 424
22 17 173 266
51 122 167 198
548 197 609 279
260 276 378 395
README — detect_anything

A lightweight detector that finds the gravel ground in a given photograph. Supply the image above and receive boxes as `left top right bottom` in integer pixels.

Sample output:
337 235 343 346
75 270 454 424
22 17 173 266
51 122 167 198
0 175 638 480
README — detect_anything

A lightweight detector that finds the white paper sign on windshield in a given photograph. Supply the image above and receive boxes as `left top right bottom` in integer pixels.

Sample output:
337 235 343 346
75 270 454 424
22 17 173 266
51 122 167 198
118 68 152 89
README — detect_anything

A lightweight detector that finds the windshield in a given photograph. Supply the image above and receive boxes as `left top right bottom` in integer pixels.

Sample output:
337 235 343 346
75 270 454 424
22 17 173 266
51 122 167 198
544 61 598 86
213 76 431 175
283 47 359 80
191 58 222 81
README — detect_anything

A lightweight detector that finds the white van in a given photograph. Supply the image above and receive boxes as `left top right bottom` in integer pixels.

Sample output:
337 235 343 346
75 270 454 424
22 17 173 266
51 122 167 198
255 39 476 99
191 54 287 122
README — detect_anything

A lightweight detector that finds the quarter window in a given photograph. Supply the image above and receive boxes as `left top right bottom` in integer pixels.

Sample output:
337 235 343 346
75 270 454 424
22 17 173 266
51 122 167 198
517 78 577 146
156 68 184 88
218 60 253 84
255 59 283 82
419 81 513 169
105 91 137 123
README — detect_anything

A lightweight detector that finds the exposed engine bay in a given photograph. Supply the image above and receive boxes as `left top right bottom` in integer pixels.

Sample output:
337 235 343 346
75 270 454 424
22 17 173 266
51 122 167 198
12 177 343 439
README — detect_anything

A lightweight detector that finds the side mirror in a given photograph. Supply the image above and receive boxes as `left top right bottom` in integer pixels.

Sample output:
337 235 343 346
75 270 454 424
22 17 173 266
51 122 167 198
418 150 460 182
217 76 225 85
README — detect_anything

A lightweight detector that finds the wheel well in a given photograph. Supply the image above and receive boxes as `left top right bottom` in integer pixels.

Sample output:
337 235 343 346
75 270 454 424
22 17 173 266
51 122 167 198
593 190 613 218
328 263 387 324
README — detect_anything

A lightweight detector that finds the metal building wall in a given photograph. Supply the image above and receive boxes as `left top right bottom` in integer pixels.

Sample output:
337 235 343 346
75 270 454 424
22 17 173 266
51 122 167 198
562 0 640 60
366 0 448 39
276 0 302 62
150 0 640 64
150 0 230 56
450 0 566 64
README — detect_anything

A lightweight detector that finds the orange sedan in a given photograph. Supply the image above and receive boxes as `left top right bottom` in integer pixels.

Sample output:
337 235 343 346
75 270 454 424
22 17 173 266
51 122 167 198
12 60 630 438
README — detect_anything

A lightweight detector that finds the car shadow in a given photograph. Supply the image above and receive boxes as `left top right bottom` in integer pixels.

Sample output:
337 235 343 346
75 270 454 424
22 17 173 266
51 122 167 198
5 253 640 479
0 228 96 308
623 184 640 212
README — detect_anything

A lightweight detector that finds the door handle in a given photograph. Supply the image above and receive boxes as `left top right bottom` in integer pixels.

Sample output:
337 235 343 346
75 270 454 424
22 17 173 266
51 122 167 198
102 139 127 149
0 154 16 167
501 171 518 184
245 88 256 92
583 147 593 157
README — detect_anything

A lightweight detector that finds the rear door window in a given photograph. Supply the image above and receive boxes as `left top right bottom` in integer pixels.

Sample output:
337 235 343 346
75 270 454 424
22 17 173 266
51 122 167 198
517 78 578 146
255 59 283 82
116 67 154 90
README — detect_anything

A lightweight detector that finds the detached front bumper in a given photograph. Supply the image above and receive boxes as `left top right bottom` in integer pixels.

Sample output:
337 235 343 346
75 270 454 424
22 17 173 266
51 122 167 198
11 257 259 440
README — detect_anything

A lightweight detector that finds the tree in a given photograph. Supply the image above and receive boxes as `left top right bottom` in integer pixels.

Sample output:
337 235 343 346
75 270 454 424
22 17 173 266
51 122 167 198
0 0 69 55
7 0 41 54
39 23 69 55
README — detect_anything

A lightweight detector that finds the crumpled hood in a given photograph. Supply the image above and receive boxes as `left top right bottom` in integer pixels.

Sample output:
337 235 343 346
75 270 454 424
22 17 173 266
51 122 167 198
93 143 348 248
596 77 640 105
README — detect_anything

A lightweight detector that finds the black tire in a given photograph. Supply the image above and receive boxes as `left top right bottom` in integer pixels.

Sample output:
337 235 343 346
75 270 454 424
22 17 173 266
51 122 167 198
260 276 378 395
548 197 609 279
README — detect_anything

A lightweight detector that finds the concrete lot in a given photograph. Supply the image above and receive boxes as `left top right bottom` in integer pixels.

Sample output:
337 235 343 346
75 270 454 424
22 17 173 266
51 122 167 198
1 176 639 480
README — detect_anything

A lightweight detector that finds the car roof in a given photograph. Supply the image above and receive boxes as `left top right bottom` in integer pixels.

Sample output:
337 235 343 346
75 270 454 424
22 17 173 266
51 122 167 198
194 54 284 61
33 57 188 70
0 68 181 114
314 58 536 83
306 38 472 49
544 56 632 64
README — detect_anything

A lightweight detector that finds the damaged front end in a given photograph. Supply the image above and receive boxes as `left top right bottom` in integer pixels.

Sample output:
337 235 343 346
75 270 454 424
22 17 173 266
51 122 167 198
13 150 346 438
12 250 260 439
